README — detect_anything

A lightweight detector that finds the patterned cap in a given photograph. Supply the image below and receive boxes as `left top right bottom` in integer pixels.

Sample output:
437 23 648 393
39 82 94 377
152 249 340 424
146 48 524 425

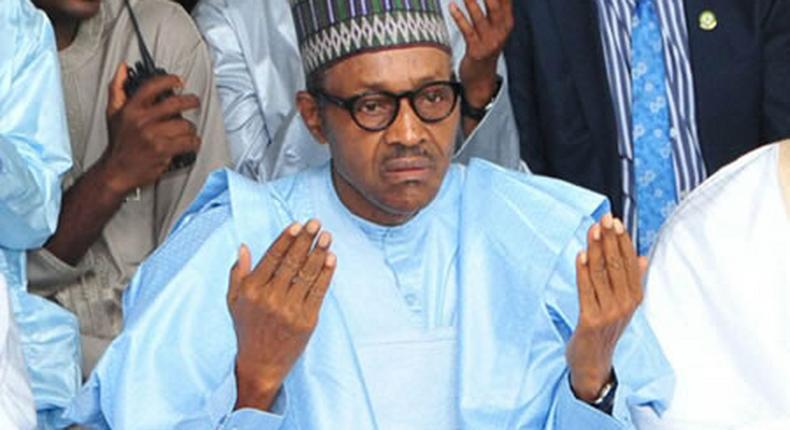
290 0 451 75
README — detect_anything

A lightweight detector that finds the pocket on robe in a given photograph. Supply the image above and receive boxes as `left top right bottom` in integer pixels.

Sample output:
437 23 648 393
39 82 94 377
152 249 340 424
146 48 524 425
355 327 458 430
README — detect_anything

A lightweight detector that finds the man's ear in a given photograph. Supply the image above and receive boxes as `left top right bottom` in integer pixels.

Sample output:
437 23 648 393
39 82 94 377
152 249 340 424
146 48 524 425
296 91 328 145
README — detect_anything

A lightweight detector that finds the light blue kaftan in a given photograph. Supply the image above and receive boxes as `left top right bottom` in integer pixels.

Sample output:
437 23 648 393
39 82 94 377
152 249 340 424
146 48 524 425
0 0 81 427
68 160 672 429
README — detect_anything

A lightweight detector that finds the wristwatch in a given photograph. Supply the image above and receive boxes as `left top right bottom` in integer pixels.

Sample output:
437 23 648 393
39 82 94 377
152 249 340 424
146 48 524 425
461 76 503 121
589 372 618 415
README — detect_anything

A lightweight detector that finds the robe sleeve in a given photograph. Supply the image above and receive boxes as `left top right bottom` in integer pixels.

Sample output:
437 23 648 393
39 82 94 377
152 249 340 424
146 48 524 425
0 275 36 430
543 223 674 429
0 0 72 251
0 2 82 428
192 0 270 181
66 199 286 429
451 60 525 173
212 374 287 430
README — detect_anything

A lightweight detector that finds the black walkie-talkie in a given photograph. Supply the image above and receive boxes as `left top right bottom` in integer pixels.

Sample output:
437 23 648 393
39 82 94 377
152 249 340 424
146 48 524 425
122 0 196 171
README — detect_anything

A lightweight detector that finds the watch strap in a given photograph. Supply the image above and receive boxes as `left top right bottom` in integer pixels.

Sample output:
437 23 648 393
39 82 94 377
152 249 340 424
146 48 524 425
461 76 503 121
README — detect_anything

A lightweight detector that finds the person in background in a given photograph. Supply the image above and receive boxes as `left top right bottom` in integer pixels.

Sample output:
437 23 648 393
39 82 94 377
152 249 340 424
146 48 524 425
505 0 790 255
27 0 230 376
68 1 671 428
634 139 790 430
1 0 79 426
192 0 522 181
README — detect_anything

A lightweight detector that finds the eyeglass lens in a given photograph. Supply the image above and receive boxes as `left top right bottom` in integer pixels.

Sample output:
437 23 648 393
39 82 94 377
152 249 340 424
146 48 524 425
351 82 458 130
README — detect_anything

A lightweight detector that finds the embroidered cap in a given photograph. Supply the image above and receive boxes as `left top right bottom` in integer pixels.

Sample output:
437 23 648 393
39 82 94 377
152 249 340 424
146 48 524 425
290 0 451 75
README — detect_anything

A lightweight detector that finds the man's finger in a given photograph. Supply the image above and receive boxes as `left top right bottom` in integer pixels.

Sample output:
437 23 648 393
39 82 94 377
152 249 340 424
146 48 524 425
600 214 629 299
463 0 492 34
576 251 599 316
156 135 200 158
501 0 513 28
449 3 478 43
615 219 643 299
305 252 337 314
228 244 251 306
587 223 613 308
269 219 322 293
146 118 197 140
484 0 502 23
128 74 183 108
290 231 332 301
249 223 302 285
107 63 129 117
139 94 201 126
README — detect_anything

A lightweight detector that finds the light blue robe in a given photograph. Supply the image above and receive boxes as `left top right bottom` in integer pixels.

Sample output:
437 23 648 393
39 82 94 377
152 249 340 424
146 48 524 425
0 0 81 427
68 160 672 429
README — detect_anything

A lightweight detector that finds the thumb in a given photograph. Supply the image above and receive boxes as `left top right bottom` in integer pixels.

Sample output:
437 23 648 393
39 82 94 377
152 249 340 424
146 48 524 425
107 63 129 117
228 244 252 306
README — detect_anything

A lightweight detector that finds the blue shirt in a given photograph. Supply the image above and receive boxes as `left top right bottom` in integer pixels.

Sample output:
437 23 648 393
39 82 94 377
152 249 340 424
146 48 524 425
69 160 672 429
0 0 80 426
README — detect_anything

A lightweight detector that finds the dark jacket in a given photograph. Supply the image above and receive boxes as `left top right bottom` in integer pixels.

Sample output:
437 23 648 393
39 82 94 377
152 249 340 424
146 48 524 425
505 0 790 216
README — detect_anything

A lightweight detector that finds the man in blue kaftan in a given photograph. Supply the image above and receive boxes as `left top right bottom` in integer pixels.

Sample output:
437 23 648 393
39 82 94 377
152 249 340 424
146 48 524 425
1 0 80 427
68 1 673 428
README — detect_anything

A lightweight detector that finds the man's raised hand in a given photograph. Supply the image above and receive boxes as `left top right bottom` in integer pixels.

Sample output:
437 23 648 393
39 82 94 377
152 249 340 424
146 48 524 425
229 220 336 411
448 0 514 108
566 214 648 402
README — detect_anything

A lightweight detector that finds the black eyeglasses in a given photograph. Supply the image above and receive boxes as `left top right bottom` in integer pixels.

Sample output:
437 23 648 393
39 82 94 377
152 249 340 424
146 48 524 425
312 80 463 132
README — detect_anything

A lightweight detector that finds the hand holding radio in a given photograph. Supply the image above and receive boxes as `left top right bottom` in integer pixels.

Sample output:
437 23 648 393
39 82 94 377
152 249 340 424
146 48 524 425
102 63 201 196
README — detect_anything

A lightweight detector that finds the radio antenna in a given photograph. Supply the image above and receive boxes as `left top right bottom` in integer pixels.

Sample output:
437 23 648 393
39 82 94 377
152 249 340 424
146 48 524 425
123 0 156 70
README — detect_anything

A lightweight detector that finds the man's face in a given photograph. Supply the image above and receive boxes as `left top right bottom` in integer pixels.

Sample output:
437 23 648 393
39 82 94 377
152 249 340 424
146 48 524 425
299 47 459 225
33 0 101 22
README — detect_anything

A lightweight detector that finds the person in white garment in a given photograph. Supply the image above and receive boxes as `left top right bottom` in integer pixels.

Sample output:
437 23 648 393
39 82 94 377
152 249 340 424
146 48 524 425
0 274 35 429
634 139 790 430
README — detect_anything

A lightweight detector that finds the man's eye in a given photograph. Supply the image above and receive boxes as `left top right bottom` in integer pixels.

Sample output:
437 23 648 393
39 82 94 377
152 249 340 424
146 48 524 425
356 98 389 114
424 90 445 103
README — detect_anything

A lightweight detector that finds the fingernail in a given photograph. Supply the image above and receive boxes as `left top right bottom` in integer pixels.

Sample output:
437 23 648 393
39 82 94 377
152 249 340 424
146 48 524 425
613 219 625 235
602 214 614 230
592 224 601 241
289 223 302 236
306 219 320 234
317 232 331 248
325 252 337 267
580 251 588 265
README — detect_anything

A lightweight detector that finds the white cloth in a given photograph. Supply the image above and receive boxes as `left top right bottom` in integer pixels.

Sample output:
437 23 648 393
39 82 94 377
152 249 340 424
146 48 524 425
637 143 790 429
0 275 35 429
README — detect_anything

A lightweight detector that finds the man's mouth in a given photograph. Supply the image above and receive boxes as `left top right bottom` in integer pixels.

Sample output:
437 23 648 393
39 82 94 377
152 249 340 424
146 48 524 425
382 156 434 181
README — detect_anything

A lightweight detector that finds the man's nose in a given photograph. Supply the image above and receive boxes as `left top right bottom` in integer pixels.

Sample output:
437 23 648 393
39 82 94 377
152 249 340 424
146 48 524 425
382 98 428 147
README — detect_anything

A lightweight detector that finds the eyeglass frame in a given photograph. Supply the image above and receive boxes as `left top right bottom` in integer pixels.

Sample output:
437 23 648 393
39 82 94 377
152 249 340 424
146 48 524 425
310 80 464 132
